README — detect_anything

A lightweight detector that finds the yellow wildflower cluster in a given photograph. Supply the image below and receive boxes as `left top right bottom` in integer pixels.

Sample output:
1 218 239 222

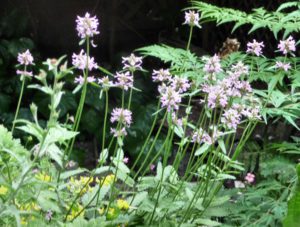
19 202 41 212
117 199 129 210
18 202 41 225
67 176 93 195
98 207 105 215
35 172 52 182
66 204 85 221
0 185 8 195
96 174 115 186
107 207 117 220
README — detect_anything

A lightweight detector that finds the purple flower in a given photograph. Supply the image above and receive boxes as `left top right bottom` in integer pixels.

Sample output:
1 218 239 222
242 106 261 120
123 157 129 164
122 53 143 72
221 108 241 130
17 50 34 65
203 84 228 109
110 108 132 126
244 173 255 184
72 50 98 71
203 54 222 75
183 10 200 27
160 86 182 112
278 36 296 55
74 75 96 85
275 61 291 72
152 69 172 82
16 70 33 77
231 61 249 76
172 112 183 127
76 12 99 39
192 128 212 144
110 127 127 137
114 71 133 91
45 210 53 221
171 76 190 93
150 164 156 171
246 39 264 56
236 81 252 94
98 76 114 90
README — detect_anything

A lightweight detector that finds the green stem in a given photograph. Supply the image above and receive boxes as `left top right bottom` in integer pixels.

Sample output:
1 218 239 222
186 26 194 51
133 111 167 179
101 90 109 152
66 37 90 159
12 70 27 135
130 101 160 171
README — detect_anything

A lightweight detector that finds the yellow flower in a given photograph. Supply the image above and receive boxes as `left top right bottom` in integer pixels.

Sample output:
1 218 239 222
108 207 115 216
98 207 105 215
19 202 41 212
67 176 93 195
117 199 129 210
21 217 28 225
96 174 115 186
0 185 8 195
35 172 52 182
66 204 85 221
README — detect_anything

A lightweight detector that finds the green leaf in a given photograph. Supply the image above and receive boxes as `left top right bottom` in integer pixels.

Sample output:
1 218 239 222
195 143 211 156
60 168 87 180
194 218 221 226
283 164 300 227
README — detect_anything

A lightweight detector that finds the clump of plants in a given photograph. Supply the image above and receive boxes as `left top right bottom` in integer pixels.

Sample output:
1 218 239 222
0 2 300 227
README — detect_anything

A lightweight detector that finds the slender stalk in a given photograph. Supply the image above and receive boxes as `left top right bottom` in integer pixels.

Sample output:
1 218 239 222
130 101 161 171
133 111 167 179
66 37 90 159
101 90 109 152
186 26 194 51
148 115 173 224
12 68 27 135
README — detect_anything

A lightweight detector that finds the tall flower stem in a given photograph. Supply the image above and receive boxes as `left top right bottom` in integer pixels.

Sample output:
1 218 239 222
12 67 27 135
130 101 160 171
133 110 168 179
101 90 109 152
67 37 90 159
148 115 173 225
186 26 194 51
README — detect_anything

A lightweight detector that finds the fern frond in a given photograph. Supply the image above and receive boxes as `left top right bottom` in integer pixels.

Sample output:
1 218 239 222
191 1 300 39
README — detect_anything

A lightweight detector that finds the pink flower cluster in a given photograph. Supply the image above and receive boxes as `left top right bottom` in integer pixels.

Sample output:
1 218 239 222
152 69 171 82
192 128 212 144
246 39 264 56
203 54 222 75
278 36 296 55
72 50 98 71
16 70 33 77
275 61 291 72
183 10 200 27
245 173 255 184
122 53 143 72
98 76 114 90
110 108 133 138
74 75 96 85
171 77 191 93
111 108 132 126
159 85 182 112
152 68 190 113
114 71 133 91
221 108 241 130
17 49 34 66
76 12 99 39
203 61 252 109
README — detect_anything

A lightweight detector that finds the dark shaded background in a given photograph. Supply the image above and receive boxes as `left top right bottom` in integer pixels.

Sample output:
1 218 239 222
1 0 289 63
